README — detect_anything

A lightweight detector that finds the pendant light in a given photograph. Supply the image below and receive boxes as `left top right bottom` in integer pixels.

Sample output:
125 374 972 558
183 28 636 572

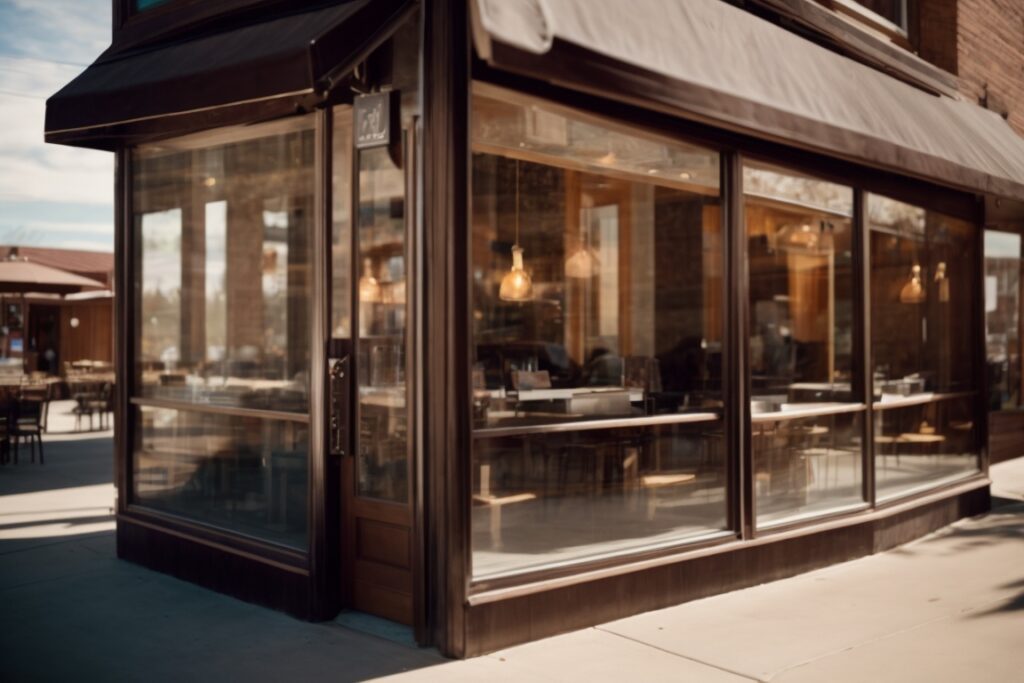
499 159 533 302
358 257 381 303
899 264 926 304
565 208 600 279
935 261 949 303
775 220 834 253
565 244 600 279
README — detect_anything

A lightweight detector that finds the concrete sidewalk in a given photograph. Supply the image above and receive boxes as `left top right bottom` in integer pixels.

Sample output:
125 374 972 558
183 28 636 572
1 427 1021 682
403 462 1024 683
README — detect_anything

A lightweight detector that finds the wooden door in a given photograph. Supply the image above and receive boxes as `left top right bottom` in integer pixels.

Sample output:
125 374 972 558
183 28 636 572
332 105 414 625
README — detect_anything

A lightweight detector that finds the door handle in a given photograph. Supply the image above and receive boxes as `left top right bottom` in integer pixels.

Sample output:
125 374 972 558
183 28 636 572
328 355 350 456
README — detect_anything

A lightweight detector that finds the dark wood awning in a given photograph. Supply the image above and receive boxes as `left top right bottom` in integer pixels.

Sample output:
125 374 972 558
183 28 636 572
471 0 1024 202
45 0 412 150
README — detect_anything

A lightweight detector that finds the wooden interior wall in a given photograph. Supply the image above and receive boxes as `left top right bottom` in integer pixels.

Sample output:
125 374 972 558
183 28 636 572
59 298 114 367
989 411 1024 464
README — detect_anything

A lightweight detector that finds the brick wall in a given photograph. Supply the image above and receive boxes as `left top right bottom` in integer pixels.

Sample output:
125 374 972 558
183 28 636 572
957 0 1024 136
916 0 959 74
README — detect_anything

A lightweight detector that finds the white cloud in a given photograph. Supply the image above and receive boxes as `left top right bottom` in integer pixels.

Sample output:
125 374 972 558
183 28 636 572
0 219 112 236
4 0 109 65
0 0 113 249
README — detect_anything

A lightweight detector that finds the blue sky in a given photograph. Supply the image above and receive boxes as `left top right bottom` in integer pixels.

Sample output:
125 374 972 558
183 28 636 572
0 0 112 253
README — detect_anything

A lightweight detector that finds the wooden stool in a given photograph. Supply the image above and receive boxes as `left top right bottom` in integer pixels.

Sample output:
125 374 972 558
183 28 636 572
641 472 696 520
474 463 537 550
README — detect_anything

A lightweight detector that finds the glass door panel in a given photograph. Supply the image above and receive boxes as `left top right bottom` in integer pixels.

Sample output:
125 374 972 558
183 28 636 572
356 146 409 503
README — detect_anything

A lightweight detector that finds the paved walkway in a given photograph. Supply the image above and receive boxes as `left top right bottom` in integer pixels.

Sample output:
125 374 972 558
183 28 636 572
1 425 1021 681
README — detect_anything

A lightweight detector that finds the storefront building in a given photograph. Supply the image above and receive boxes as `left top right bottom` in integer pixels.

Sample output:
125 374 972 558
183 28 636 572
46 0 1024 657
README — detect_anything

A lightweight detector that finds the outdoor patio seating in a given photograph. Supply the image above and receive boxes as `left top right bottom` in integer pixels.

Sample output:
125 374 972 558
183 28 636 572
11 397 45 465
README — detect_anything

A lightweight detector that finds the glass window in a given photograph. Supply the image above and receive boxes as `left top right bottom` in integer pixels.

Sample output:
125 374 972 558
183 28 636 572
745 163 865 527
985 231 1022 413
869 194 980 500
133 118 315 413
470 87 727 578
332 110 353 339
132 117 315 547
134 406 309 548
356 144 409 503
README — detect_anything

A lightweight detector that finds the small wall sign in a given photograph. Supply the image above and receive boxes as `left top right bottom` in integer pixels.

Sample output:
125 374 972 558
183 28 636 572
355 91 399 150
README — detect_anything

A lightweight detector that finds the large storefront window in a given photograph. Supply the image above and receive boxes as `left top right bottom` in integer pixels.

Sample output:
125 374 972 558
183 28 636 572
869 195 980 501
745 163 865 527
470 87 727 578
985 230 1022 413
131 117 315 548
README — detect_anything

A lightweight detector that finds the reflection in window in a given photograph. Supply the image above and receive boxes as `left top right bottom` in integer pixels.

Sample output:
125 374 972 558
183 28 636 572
132 118 314 546
134 406 308 548
140 209 182 371
133 118 315 413
205 201 227 364
332 109 353 339
869 194 980 499
356 146 409 503
745 163 864 526
985 231 1022 413
470 88 727 578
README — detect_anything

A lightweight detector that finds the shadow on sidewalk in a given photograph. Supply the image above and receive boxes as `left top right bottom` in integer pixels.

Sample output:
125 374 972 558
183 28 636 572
0 431 114 495
970 577 1024 618
0 434 447 682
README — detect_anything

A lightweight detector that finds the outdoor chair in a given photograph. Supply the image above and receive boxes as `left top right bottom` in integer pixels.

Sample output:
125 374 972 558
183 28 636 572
85 383 113 430
73 390 98 431
12 398 45 465
0 405 10 466
20 384 52 433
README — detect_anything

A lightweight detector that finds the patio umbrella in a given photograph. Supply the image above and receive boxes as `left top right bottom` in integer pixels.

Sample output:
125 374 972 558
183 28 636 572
0 260 107 295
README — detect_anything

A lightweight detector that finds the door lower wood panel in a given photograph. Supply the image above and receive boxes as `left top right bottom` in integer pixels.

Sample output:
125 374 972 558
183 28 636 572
343 463 414 624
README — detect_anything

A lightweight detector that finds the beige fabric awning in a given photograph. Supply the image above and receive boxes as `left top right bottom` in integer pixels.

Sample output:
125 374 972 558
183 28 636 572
472 0 1024 201
0 261 107 295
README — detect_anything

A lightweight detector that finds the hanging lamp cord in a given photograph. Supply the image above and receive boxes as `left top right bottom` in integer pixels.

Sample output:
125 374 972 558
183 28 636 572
514 159 520 246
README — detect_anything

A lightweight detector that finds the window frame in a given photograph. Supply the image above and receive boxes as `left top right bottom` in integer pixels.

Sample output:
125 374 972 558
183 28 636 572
829 0 910 39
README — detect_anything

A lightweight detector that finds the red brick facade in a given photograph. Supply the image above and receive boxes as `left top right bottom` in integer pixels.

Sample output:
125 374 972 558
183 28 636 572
957 0 1024 136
